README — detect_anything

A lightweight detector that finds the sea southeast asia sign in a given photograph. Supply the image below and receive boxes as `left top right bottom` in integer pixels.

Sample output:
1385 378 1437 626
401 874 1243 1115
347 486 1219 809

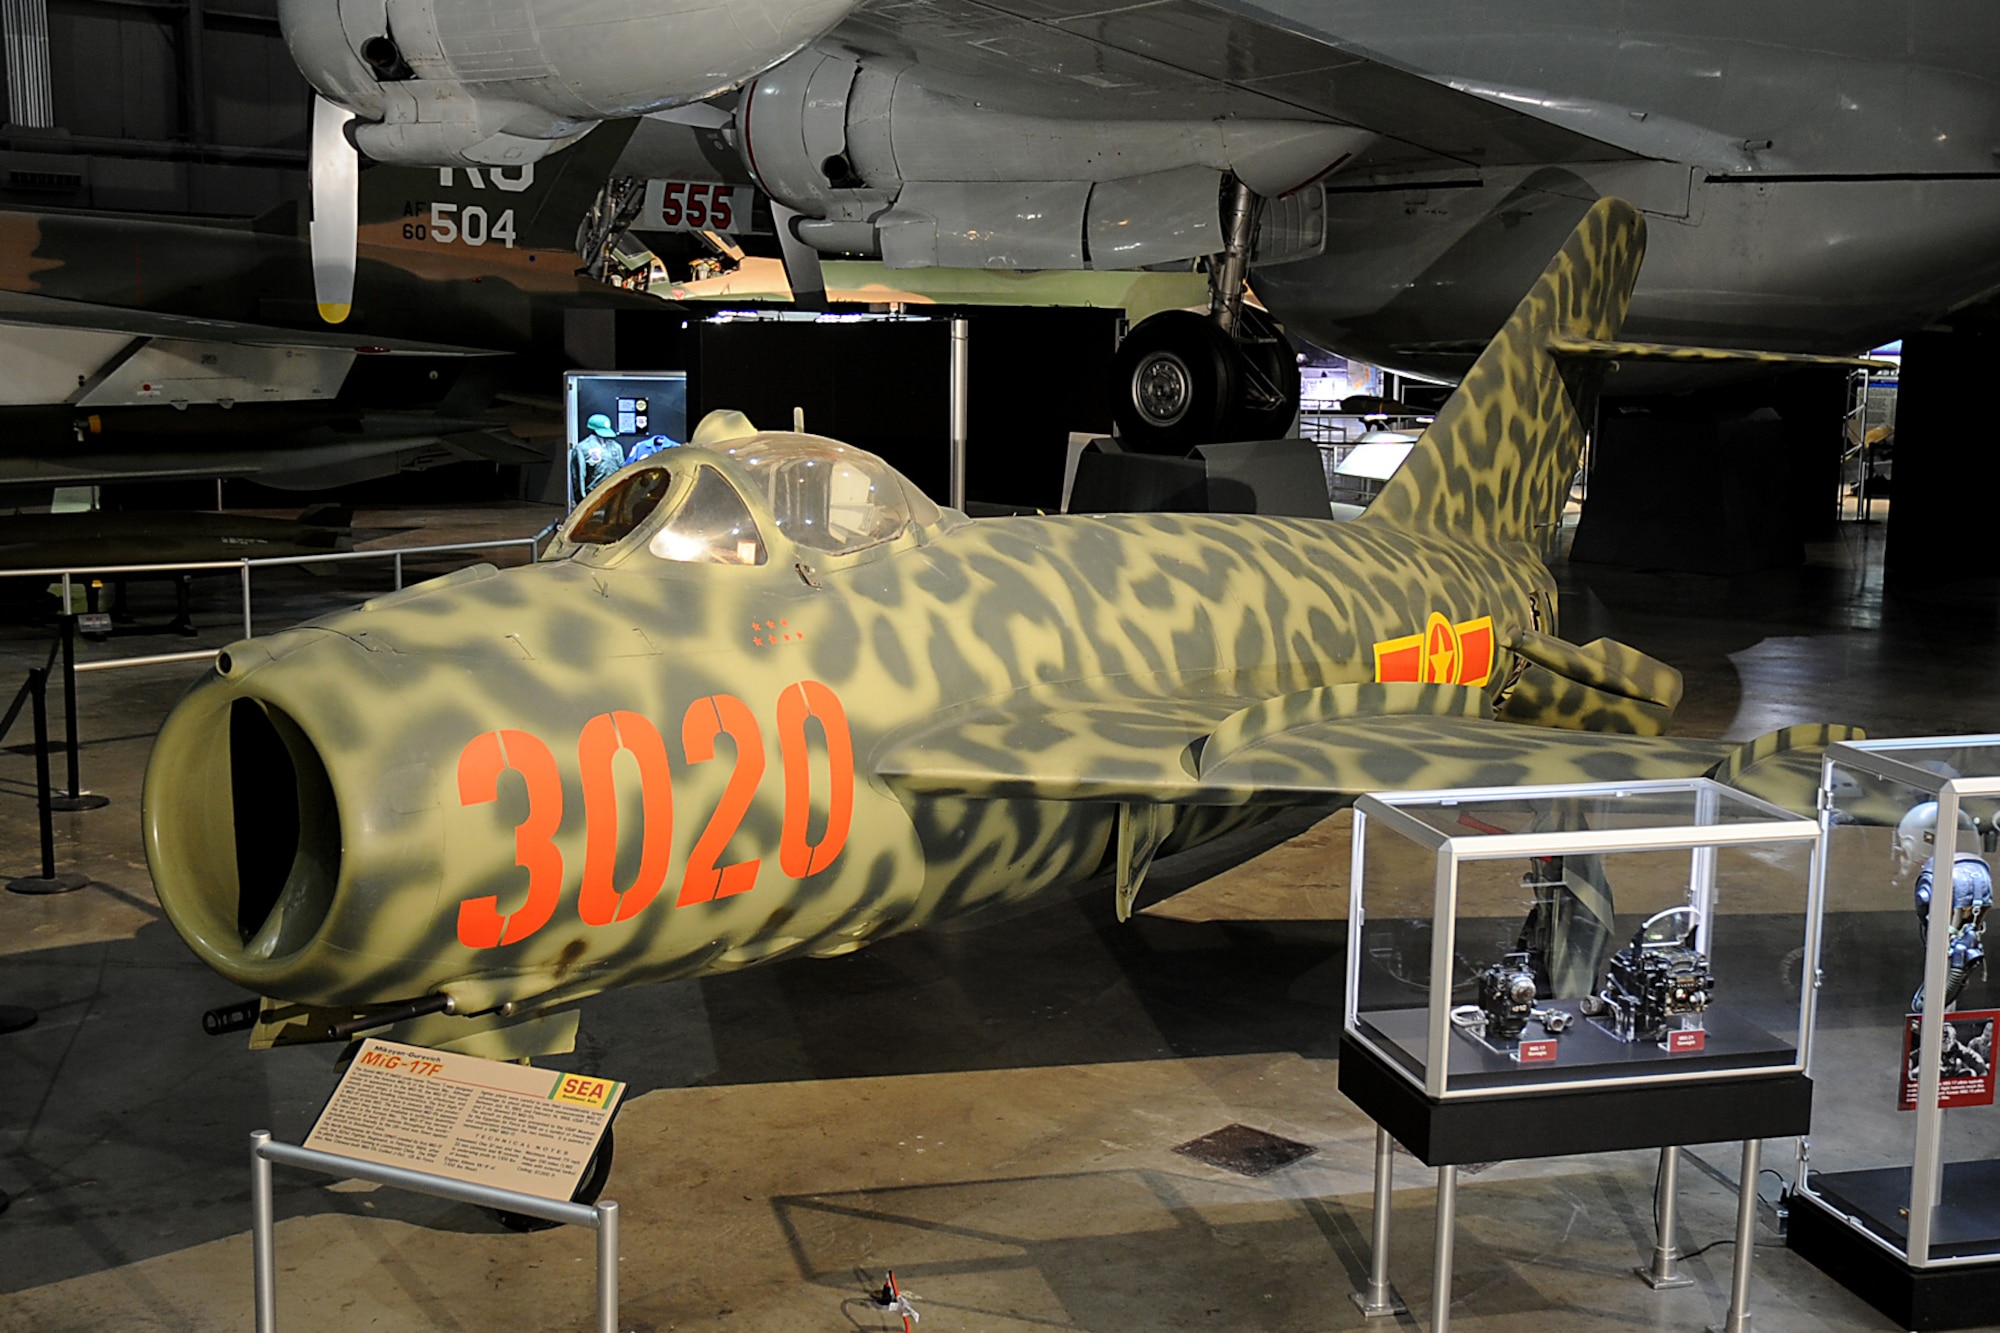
305 1038 623 1200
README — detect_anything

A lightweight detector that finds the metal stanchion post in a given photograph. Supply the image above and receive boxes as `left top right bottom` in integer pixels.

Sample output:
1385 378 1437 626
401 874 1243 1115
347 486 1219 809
1351 1126 1408 1316
8 668 86 895
1638 1145 1695 1288
1708 1139 1762 1333
948 317 969 510
596 1199 619 1333
1430 1164 1457 1333
393 551 404 591
50 615 107 813
251 1131 277 1333
240 560 254 639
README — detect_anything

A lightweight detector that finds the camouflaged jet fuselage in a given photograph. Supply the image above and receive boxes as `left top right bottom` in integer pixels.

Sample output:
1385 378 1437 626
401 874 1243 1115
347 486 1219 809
147 467 1560 1009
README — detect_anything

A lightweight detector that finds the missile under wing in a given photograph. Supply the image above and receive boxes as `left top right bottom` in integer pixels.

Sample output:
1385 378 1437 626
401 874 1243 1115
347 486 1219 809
143 200 1858 1059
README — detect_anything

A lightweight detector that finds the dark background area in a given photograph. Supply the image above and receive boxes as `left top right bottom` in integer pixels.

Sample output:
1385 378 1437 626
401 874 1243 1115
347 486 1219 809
565 306 1120 511
1571 367 1848 575
0 0 308 217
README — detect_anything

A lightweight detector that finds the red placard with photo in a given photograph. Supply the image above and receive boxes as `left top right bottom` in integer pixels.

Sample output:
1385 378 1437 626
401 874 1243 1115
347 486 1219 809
1899 1010 1999 1111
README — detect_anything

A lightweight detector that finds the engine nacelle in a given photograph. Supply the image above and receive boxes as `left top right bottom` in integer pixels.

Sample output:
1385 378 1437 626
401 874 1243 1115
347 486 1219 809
280 0 863 166
737 51 1371 269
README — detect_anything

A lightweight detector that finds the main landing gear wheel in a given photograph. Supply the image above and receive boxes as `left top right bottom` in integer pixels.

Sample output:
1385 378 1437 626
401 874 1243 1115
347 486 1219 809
1110 309 1301 453
1111 310 1237 453
1108 173 1303 453
494 1123 615 1233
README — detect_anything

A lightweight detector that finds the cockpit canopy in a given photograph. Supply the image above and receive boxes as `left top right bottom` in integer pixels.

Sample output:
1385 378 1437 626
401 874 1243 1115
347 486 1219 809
718 435 943 557
550 433 945 567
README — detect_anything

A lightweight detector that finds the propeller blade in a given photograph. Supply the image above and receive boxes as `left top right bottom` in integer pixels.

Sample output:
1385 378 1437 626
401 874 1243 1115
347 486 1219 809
309 95 358 324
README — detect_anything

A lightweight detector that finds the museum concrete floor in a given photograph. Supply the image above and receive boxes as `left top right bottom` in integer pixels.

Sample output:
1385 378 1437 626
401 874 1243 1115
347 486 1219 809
3 505 1995 1332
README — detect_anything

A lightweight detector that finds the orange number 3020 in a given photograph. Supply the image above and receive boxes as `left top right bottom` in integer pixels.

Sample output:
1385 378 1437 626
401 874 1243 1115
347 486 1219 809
453 681 853 949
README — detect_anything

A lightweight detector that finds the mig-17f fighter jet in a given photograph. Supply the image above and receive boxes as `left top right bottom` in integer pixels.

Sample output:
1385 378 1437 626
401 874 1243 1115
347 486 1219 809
145 199 1860 1062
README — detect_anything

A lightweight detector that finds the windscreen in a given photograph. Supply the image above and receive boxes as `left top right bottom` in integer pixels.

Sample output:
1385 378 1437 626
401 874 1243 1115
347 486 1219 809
649 467 768 566
567 466 673 546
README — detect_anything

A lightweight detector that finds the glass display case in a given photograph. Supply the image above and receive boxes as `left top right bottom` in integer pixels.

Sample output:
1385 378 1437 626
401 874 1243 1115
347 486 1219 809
1345 778 1821 1102
1791 735 2000 1328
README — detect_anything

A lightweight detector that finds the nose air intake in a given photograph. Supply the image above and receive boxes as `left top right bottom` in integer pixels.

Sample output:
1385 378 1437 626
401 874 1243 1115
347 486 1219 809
229 700 297 943
147 680 343 983
227 698 340 960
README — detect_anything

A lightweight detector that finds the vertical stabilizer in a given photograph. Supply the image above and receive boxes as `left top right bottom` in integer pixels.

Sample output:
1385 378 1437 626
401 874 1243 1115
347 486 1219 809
1361 197 1645 546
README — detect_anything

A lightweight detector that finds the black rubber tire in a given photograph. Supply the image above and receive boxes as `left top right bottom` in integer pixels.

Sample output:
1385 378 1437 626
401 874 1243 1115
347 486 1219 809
1224 308 1302 441
494 1123 615 1234
1110 310 1237 454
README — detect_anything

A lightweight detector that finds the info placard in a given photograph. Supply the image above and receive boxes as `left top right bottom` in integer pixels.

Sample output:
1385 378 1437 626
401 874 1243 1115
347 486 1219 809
305 1039 623 1200
1899 1010 1999 1112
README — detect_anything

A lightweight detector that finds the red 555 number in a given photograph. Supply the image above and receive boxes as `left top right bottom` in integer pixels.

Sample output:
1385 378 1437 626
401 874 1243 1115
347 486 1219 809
454 681 853 949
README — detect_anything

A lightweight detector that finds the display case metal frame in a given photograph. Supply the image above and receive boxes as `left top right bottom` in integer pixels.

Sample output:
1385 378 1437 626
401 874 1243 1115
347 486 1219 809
1340 776 1818 1333
1790 733 2000 1307
1346 776 1822 1102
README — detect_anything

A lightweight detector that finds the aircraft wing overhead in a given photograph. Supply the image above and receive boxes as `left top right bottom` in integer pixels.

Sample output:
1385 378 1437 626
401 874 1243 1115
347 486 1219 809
831 0 1640 173
0 290 498 357
0 290 501 416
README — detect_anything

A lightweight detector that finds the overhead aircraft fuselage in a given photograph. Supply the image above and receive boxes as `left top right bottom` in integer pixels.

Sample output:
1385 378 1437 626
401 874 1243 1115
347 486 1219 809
432 0 2000 378
1251 1 2000 370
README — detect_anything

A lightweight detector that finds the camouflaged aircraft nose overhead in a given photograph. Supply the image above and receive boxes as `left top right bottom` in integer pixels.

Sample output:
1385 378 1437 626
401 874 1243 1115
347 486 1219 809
142 199 1860 1053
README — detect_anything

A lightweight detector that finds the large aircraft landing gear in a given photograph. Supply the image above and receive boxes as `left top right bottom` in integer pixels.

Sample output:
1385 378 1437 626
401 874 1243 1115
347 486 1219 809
1110 175 1300 453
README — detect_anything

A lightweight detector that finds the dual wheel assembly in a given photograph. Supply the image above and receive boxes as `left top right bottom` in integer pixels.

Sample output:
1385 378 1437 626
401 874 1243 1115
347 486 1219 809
1110 307 1301 453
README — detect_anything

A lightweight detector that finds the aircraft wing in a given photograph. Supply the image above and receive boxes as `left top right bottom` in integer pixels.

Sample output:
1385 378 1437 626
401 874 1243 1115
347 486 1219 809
829 0 1646 176
0 290 501 416
0 290 498 356
876 679 1847 808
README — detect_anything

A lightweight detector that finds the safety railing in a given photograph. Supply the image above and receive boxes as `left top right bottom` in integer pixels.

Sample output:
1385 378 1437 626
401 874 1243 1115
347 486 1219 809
0 536 539 675
250 1131 619 1332
0 631 87 895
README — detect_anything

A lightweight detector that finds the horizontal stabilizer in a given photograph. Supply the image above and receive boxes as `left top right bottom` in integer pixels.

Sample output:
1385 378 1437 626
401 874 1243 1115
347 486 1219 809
1549 338 1892 371
1705 722 1866 813
1497 631 1684 736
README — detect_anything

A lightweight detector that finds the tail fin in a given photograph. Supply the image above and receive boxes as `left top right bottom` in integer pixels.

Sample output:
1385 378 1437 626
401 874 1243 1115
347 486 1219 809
1362 196 1644 546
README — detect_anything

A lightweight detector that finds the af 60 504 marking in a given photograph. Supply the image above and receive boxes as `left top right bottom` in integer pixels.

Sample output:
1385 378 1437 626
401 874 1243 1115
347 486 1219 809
453 681 853 949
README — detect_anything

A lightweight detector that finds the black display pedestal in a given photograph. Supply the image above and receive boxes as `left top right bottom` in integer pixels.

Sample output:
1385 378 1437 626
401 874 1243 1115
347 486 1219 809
1339 1031 1814 1163
1790 1167 2000 1331
1338 1033 1812 1332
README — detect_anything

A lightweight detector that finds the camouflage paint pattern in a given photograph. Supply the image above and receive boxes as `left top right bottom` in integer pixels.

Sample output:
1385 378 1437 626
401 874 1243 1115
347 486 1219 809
141 198 1857 1046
